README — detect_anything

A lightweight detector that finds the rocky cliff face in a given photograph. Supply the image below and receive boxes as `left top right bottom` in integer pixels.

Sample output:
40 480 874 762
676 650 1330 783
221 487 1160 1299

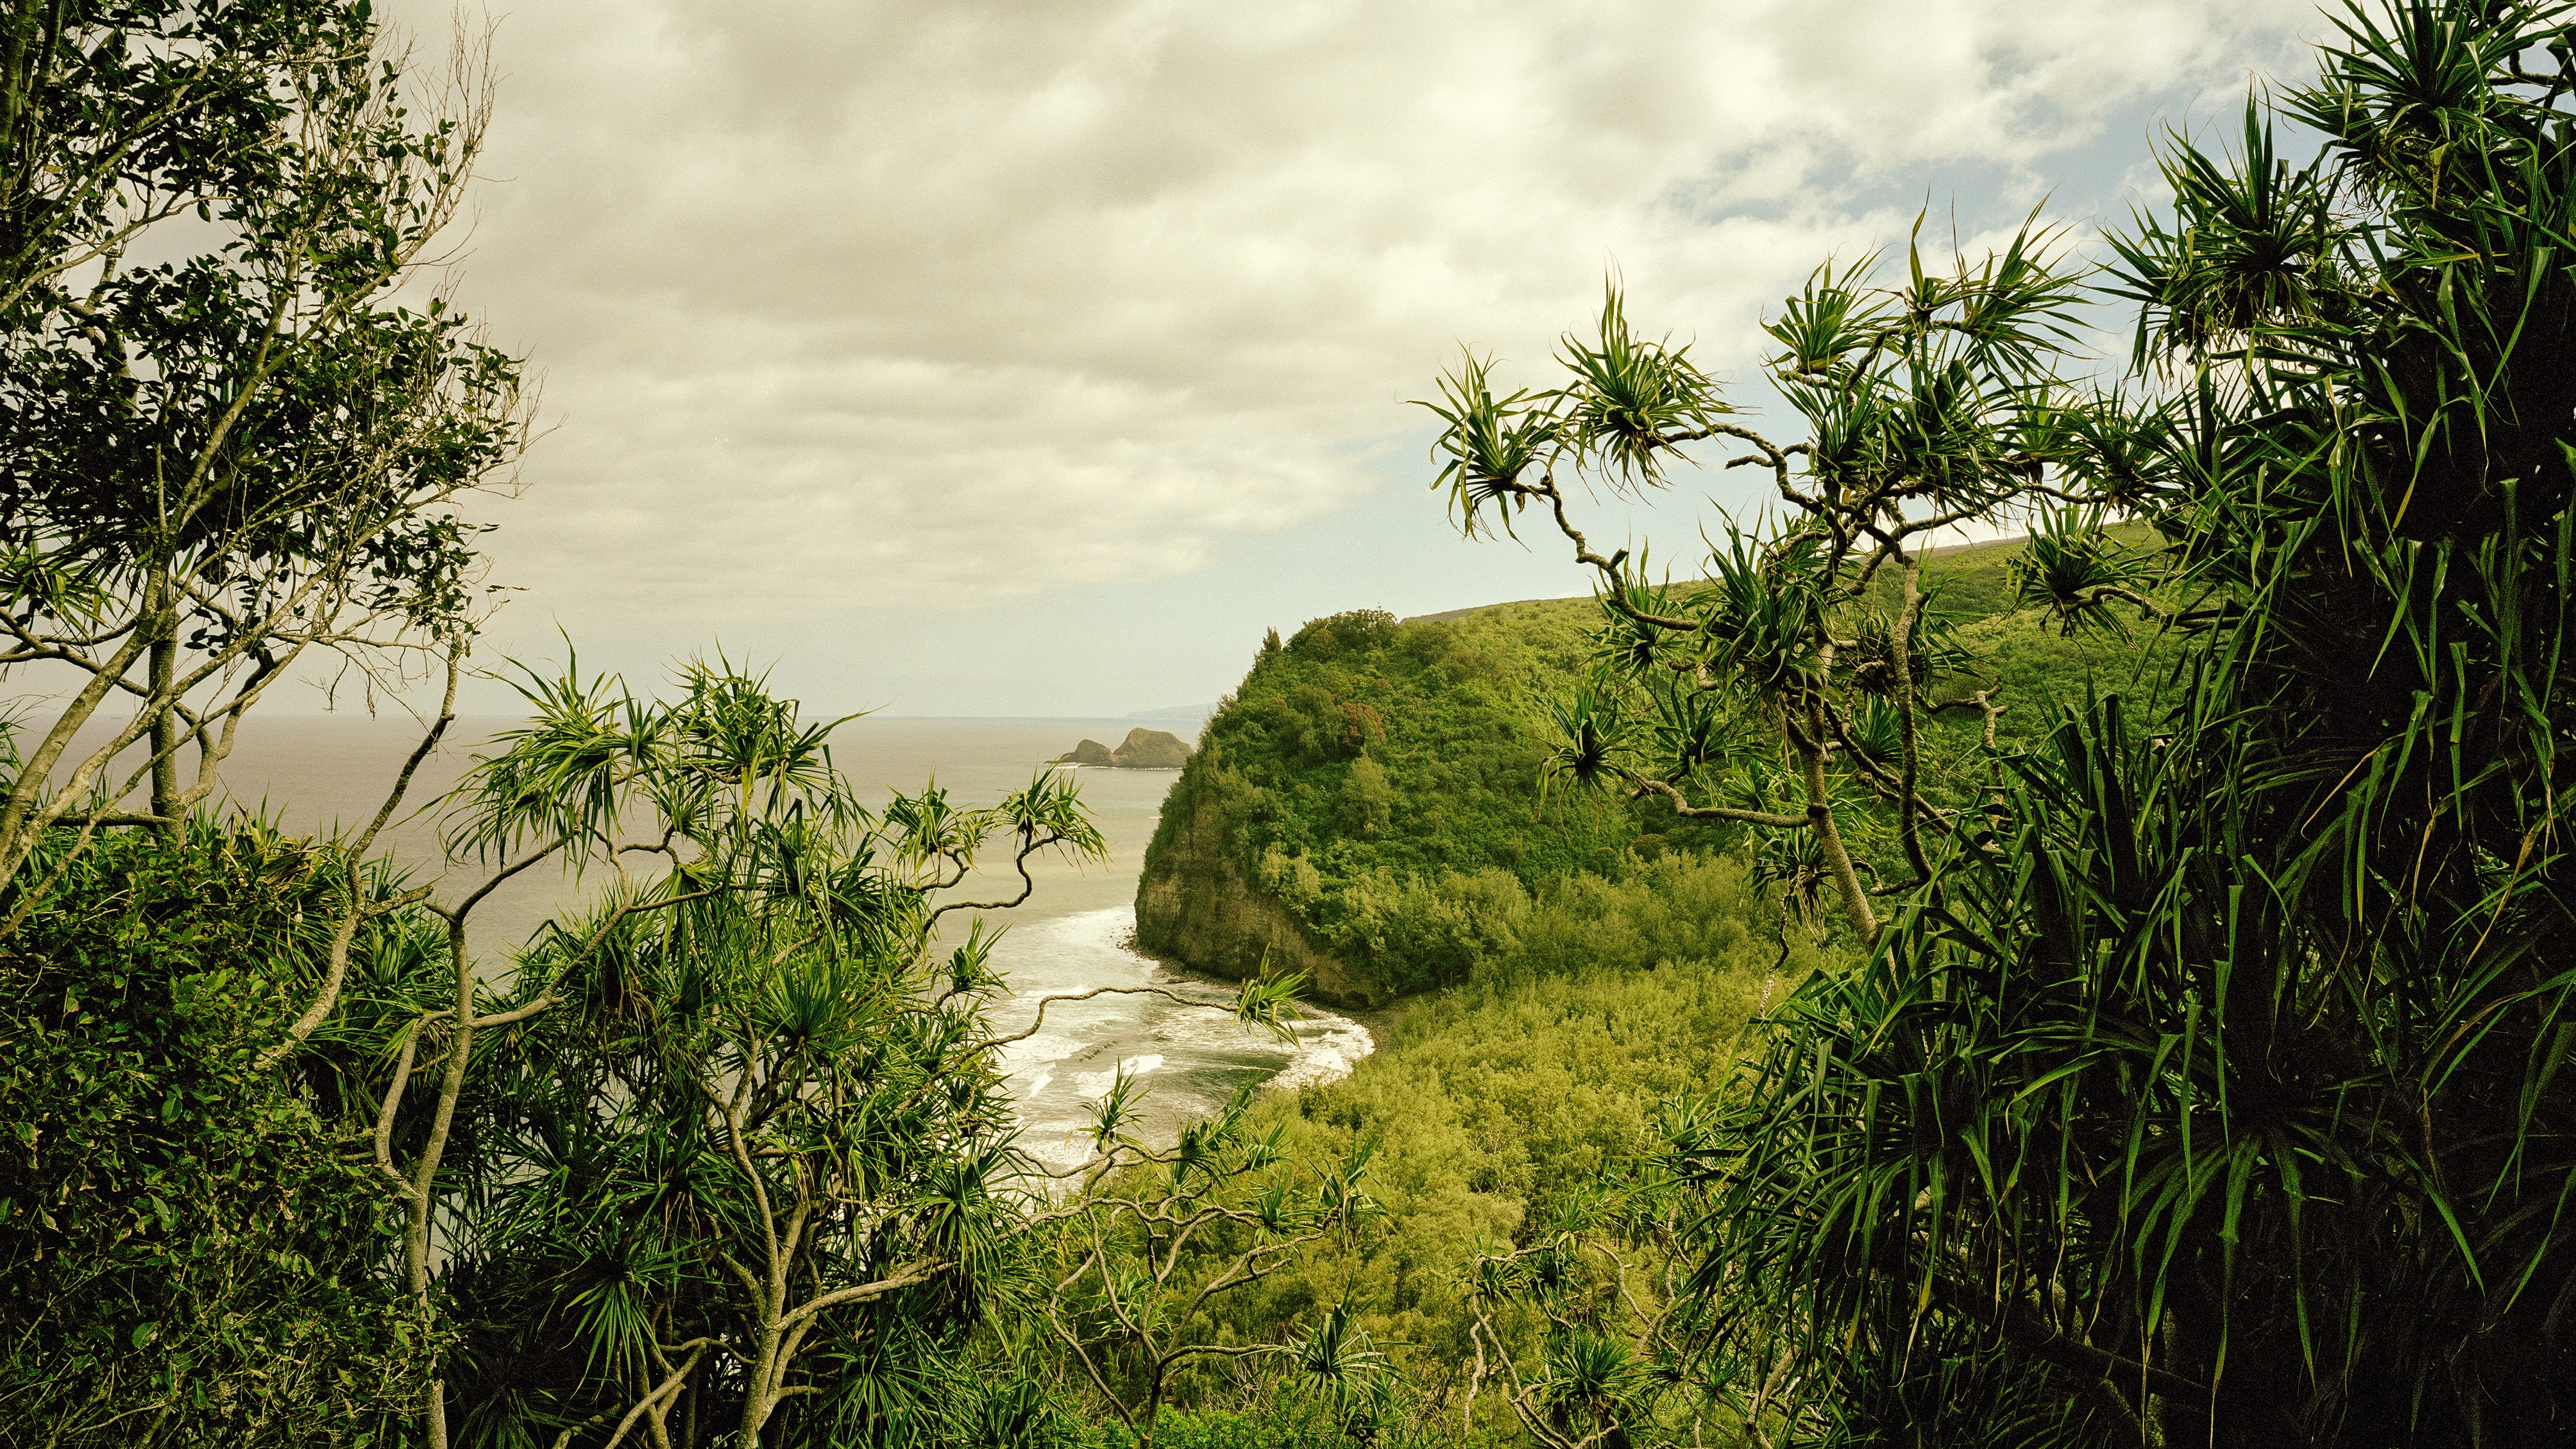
1132 782 1374 1006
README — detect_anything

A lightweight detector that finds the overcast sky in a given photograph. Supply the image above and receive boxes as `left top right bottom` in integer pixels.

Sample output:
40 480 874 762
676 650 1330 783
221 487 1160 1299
360 0 2321 718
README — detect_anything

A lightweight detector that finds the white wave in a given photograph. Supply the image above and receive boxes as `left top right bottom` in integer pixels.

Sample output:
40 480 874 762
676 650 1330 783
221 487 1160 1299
1069 1053 1167 1099
1017 1126 1099 1173
995 1032 1087 1072
983 904 1379 1165
1271 1012 1376 1093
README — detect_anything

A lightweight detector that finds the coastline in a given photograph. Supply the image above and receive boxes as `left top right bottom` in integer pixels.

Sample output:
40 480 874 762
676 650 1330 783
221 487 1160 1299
1130 933 1400 1058
1326 997 1405 1056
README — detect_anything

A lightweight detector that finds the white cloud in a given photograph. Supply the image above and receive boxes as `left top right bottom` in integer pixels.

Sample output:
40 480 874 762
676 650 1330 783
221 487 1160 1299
387 0 2316 633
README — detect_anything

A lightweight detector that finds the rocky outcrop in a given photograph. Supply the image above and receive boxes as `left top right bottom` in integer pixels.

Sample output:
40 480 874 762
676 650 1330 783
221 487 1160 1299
1112 727 1191 769
1057 727 1194 768
1133 782 1374 1006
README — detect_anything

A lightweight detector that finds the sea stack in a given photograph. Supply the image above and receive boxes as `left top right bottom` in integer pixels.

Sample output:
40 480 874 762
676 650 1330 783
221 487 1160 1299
1110 727 1191 769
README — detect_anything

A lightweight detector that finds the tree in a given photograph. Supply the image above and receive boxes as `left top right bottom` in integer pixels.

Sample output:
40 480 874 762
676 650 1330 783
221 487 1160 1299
0 636 1312 1449
1421 239 2128 951
1431 1 2576 1444
1458 1193 1691 1449
0 0 332 318
0 0 529 886
320 656 1305 1449
1043 1075 1382 1449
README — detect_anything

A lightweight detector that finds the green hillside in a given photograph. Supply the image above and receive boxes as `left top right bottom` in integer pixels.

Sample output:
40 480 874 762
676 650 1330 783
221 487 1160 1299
1135 527 2178 1004
1090 526 2190 1441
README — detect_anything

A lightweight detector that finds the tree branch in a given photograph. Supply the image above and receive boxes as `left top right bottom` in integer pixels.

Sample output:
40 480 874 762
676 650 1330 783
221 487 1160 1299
1625 774 1811 829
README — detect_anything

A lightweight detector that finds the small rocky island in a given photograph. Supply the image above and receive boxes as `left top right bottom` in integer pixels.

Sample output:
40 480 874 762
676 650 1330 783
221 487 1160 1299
1057 727 1194 769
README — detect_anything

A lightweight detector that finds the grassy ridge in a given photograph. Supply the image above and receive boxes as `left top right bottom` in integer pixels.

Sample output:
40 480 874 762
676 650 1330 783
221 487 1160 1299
1161 604 1638 887
1134 604 1679 1001
1135 528 2178 1002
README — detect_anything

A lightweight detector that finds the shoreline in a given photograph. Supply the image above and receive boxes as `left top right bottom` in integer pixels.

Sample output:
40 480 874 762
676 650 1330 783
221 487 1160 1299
1131 937 1400 1058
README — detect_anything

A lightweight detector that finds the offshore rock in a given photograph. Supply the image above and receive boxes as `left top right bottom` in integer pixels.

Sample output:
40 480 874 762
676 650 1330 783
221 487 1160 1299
1111 727 1192 769
1060 738 1117 767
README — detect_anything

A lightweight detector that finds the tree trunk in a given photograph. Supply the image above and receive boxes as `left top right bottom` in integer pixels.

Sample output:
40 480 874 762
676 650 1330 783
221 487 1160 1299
1139 1365 1166 1449
148 568 177 827
412 917 479 1449
148 641 176 824
1792 687 1877 945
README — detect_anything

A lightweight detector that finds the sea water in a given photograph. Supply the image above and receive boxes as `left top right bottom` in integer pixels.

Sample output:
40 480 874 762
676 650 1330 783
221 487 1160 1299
56 712 1371 1160
990 904 1372 1171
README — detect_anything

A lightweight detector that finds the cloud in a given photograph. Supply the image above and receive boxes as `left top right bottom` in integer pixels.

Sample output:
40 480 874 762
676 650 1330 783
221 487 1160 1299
387 0 2316 633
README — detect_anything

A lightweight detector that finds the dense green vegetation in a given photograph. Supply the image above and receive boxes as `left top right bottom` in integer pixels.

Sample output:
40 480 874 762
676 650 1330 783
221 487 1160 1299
1158 604 1636 895
1398 4 2576 1443
0 661 1182 1449
1199 856 1837 1393
1139 525 2176 1001
1055 852 1842 1448
0 0 529 886
0 818 438 1443
12 3 2576 1448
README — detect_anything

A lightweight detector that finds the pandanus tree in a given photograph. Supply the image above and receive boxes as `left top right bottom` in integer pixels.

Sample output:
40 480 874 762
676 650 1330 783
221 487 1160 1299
1421 242 2156 951
1042 1074 1382 1449
1431 2 2576 1445
1458 1188 1704 1449
8 643 1303 1449
323 656 1303 1449
365 657 1081 1449
1421 246 2148 1444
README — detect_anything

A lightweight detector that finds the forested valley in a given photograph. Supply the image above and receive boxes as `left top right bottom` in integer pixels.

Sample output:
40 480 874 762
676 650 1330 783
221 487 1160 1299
4 2 2575 1446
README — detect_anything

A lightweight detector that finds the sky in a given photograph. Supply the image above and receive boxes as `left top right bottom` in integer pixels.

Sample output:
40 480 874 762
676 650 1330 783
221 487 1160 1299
357 0 2326 718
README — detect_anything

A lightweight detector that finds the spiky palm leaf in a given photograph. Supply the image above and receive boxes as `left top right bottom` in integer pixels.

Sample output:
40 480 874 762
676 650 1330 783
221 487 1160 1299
1691 11 2576 1445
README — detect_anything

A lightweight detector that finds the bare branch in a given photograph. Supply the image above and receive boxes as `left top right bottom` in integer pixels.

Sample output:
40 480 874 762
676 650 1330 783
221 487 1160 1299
1625 774 1811 829
778 1258 950 1330
970 983 1232 1053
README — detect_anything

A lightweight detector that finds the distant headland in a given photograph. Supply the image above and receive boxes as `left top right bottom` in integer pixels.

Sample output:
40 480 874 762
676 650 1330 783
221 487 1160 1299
1056 727 1193 769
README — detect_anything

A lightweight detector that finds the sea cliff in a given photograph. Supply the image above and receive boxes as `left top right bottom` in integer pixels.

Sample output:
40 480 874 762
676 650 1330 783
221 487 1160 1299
1130 604 1642 1007
1131 770 1374 1004
1132 534 2169 1011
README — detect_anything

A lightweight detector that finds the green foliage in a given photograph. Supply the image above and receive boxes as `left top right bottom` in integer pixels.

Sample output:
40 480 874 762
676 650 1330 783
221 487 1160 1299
0 0 529 885
0 1 366 318
2003 507 2162 634
1392 8 2576 1445
1419 201 2140 957
1681 6 2576 1445
1081 1398 1453 1449
1151 531 2181 1004
41 11 2576 1449
0 817 443 1446
1147 602 1651 997
424 657 1110 1449
1046 1085 1383 1449
1103 855 1840 1445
